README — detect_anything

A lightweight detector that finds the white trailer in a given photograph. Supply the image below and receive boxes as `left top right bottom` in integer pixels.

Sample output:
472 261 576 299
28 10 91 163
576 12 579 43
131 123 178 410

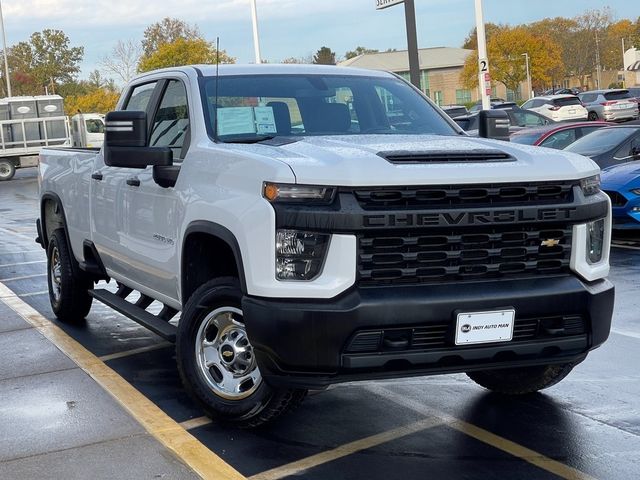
0 115 71 181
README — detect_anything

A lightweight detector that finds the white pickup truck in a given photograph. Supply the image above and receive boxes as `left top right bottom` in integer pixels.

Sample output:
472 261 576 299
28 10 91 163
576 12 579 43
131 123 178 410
37 64 614 427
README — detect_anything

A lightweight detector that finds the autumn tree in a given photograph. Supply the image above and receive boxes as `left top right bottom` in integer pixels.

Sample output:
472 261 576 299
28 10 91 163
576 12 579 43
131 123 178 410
101 39 142 85
6 29 83 95
461 26 562 94
64 88 120 116
461 23 502 50
345 46 379 60
313 47 336 65
138 38 234 72
141 18 201 57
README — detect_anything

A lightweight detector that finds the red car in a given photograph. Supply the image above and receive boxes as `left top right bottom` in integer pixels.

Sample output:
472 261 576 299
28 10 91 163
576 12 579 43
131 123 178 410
510 121 610 149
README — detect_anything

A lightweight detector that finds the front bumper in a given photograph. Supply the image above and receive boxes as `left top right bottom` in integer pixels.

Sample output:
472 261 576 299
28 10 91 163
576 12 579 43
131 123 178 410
242 276 614 389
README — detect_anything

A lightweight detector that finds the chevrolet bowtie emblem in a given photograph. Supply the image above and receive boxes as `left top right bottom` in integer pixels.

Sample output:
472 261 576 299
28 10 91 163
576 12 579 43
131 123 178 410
222 350 233 358
541 238 560 247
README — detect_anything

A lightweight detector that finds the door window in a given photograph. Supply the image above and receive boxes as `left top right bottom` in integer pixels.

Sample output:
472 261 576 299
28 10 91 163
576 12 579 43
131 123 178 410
539 129 577 149
124 82 157 111
150 80 190 159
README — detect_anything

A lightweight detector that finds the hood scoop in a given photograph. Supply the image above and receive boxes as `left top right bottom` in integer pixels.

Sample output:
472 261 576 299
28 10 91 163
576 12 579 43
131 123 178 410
378 149 515 164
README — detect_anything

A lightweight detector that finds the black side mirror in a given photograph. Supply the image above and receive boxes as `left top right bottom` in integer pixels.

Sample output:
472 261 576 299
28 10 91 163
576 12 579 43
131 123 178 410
478 109 510 141
104 111 172 168
632 146 640 160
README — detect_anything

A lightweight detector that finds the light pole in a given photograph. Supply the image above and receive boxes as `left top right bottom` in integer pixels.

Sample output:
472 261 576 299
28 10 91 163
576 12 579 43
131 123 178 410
474 0 491 110
250 0 262 64
521 53 532 100
0 0 11 97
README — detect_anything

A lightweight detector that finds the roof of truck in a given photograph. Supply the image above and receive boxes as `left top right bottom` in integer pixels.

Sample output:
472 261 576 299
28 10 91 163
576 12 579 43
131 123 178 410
133 63 397 82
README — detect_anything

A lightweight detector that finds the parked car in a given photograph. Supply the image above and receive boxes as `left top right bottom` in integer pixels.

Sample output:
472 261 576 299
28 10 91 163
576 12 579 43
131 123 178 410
601 160 640 229
542 88 582 96
510 121 609 149
520 95 588 122
564 125 640 168
455 109 551 135
441 104 469 119
468 98 516 113
578 89 639 122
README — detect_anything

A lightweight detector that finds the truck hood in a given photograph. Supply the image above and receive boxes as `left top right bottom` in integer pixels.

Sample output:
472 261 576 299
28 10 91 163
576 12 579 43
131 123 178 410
255 134 599 186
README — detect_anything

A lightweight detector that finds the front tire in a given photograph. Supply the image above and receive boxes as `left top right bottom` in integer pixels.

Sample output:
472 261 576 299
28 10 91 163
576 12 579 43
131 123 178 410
176 278 306 428
0 160 15 181
466 363 576 395
47 228 93 323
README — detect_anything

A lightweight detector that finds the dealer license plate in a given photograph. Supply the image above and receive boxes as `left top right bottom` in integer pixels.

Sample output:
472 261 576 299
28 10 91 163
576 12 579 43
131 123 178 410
455 309 515 345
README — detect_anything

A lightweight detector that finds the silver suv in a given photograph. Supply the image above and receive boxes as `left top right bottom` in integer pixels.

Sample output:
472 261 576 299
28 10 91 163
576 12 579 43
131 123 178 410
578 89 639 122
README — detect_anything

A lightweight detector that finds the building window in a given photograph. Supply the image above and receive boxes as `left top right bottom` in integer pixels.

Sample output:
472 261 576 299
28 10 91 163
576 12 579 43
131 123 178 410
506 87 521 102
420 70 430 94
491 86 497 98
455 89 472 104
433 91 443 106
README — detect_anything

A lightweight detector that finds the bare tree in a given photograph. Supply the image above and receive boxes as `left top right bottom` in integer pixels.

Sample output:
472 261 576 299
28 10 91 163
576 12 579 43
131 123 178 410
101 39 141 85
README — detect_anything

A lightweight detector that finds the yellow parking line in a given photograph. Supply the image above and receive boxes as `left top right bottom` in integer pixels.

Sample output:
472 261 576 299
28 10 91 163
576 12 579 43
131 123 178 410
0 281 245 480
99 342 173 362
248 416 445 480
367 385 598 480
180 416 214 430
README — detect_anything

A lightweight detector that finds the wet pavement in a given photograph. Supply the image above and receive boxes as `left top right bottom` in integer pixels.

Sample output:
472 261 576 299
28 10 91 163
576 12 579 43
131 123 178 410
1 167 640 479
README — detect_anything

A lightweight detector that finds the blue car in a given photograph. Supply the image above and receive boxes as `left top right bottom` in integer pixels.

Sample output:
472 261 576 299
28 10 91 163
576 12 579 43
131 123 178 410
601 160 640 229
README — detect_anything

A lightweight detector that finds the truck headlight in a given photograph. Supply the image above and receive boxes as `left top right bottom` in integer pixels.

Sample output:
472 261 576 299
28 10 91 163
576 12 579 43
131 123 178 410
580 175 600 196
586 219 605 264
263 182 335 204
276 229 330 280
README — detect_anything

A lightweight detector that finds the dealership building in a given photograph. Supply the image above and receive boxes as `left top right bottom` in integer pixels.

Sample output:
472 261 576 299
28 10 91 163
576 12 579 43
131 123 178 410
339 46 522 106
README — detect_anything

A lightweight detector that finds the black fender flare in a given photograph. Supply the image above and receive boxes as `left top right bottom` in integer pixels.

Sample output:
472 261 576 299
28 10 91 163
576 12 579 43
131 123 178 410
182 221 248 297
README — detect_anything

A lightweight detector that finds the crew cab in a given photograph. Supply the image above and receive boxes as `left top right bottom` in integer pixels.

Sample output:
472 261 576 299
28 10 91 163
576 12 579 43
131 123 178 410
37 64 615 427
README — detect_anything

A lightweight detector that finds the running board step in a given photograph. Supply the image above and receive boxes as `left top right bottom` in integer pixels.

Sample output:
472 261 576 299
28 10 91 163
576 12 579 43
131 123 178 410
89 289 177 342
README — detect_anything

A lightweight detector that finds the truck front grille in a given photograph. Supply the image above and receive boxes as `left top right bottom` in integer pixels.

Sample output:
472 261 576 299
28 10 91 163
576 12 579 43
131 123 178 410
351 181 575 210
358 225 572 286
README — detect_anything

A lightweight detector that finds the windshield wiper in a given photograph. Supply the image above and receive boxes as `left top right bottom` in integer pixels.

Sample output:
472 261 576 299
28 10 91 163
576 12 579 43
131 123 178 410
221 134 277 144
221 135 300 146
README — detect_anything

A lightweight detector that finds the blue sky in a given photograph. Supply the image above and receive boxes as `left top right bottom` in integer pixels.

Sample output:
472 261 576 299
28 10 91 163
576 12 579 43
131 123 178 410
2 0 639 79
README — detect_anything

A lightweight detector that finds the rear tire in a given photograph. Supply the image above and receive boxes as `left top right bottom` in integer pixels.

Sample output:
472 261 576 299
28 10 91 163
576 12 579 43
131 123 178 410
47 228 93 323
466 363 576 395
587 111 599 121
177 277 307 428
0 160 15 181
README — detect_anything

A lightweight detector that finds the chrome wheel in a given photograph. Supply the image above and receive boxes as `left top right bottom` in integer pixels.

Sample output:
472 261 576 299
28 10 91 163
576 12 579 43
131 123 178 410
49 246 62 303
195 306 262 400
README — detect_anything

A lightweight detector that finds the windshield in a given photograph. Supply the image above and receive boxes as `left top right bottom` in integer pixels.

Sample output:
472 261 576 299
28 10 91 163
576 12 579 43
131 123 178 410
604 90 631 101
565 128 636 156
511 131 543 145
553 97 581 107
201 74 457 142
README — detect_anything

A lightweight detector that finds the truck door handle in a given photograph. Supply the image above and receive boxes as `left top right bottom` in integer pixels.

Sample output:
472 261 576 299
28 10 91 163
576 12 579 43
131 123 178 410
91 172 103 181
126 177 141 187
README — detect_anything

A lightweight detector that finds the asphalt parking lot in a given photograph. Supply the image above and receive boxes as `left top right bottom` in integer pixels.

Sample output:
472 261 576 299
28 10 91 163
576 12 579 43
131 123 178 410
1 167 640 479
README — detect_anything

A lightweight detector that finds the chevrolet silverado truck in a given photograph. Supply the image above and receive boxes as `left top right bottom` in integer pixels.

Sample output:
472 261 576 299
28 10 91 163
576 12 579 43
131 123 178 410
37 64 614 427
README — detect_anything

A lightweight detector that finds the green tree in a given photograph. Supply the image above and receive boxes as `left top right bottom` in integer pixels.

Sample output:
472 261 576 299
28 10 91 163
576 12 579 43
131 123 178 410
313 46 336 65
345 46 379 60
6 29 83 95
138 38 234 73
141 18 202 57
